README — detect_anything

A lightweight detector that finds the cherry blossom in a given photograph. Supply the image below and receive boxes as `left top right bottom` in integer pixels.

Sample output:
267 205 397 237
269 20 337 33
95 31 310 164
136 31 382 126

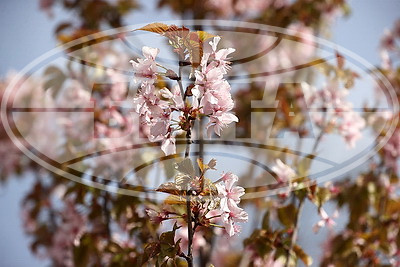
193 36 238 137
221 201 248 236
271 159 296 184
49 200 87 266
215 171 247 236
216 172 245 212
132 37 238 155
383 129 400 170
307 80 365 148
130 46 159 83
313 208 338 233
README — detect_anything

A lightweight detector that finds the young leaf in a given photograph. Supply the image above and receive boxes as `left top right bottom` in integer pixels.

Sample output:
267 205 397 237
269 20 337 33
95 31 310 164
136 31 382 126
164 195 186 205
175 158 195 177
156 182 183 196
277 204 297 228
141 242 161 264
293 245 313 266
261 211 270 230
197 31 216 41
135 22 170 34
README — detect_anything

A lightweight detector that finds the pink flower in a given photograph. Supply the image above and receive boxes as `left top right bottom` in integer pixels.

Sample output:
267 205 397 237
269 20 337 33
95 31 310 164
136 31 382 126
215 171 247 236
49 200 87 266
221 201 248 236
206 111 238 137
313 208 338 233
308 81 365 148
338 111 365 148
271 159 295 184
130 46 159 82
145 208 168 224
381 29 396 51
160 85 184 109
216 172 245 212
383 129 400 170
194 37 238 137
160 135 176 156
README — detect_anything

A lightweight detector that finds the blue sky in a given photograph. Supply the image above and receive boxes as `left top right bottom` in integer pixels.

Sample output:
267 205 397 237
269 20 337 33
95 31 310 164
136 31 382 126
0 0 399 266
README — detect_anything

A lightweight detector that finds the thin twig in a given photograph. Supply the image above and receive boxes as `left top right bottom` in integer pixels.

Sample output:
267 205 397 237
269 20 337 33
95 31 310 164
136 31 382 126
186 195 194 267
178 62 185 100
284 198 305 267
177 62 194 267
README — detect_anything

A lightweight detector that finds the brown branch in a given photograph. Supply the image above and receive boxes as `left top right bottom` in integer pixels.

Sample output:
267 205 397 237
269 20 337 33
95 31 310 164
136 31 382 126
284 198 305 267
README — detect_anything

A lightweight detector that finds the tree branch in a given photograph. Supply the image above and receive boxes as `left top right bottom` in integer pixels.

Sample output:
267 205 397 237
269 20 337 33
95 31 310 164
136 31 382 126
284 198 305 267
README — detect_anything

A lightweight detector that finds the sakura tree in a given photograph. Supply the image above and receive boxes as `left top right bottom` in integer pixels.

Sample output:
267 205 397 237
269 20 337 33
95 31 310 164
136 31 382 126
0 0 399 266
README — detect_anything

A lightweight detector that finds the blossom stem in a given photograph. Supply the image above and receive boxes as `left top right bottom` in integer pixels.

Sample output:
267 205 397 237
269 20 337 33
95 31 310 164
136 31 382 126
284 198 305 267
210 223 225 228
186 194 194 267
185 129 191 158
156 63 168 71
177 62 185 101
181 67 194 267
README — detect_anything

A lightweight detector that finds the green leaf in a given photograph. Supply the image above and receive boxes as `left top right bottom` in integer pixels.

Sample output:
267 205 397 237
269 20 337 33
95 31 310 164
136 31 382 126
297 155 313 178
141 242 161 264
196 31 215 41
261 211 270 230
277 204 297 228
159 223 181 258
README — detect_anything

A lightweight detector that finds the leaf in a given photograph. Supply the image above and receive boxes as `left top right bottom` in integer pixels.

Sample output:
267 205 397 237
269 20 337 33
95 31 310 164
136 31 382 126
277 204 297 228
156 182 183 196
196 31 215 41
293 245 313 266
43 66 66 97
261 211 270 230
176 158 195 177
197 158 207 172
199 178 218 196
175 173 191 188
163 159 177 179
207 159 217 169
197 158 217 172
141 242 161 264
160 223 181 258
164 195 186 205
135 22 170 34
297 155 314 178
314 187 331 207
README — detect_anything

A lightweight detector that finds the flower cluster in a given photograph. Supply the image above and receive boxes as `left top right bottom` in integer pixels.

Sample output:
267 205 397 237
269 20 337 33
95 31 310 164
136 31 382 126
148 158 247 238
193 36 238 137
49 200 87 266
308 80 365 148
383 129 400 170
131 46 179 155
215 172 248 236
131 37 238 155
